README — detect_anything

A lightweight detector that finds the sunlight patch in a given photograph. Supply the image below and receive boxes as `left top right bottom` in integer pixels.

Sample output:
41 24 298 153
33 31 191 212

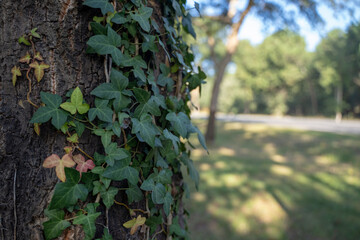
214 161 226 169
192 192 206 202
217 147 236 156
270 165 293 176
199 163 211 171
271 154 287 163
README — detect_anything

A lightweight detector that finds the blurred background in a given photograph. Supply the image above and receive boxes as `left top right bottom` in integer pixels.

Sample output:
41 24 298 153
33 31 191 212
183 0 360 239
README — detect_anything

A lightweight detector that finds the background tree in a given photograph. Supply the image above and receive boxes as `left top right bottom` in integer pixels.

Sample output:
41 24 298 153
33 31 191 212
199 0 359 144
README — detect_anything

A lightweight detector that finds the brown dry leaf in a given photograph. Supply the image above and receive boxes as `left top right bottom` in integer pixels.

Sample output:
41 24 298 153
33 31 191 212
43 154 75 182
123 215 146 235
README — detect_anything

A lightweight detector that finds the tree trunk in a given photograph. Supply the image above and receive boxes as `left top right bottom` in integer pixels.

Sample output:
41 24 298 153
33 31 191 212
205 53 232 144
205 0 254 145
0 1 168 239
335 84 343 123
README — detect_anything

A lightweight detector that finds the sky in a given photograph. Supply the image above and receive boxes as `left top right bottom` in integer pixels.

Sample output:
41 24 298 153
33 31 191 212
188 0 360 52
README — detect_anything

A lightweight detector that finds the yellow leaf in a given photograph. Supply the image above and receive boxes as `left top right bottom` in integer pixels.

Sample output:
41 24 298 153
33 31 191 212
34 51 44 61
19 52 31 64
29 61 50 82
11 66 21 86
43 154 75 182
34 123 40 136
123 215 146 235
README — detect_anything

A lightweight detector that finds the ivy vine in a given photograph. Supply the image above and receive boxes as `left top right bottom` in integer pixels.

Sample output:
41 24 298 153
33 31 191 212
12 0 207 239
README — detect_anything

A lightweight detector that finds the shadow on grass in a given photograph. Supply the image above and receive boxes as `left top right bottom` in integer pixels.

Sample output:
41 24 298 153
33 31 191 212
185 121 360 240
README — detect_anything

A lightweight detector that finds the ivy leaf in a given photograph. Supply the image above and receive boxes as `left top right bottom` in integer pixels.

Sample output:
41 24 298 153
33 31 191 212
43 154 75 182
172 0 183 16
43 209 71 240
166 112 190 138
18 35 31 46
30 92 68 129
81 172 99 192
132 88 150 103
112 12 129 24
34 51 44 61
67 133 79 143
163 192 173 216
100 186 118 208
182 13 196 39
83 0 114 15
94 129 114 148
90 22 107 35
91 83 120 99
154 169 172 185
73 208 101 240
48 169 89 209
30 28 41 38
60 87 90 114
110 69 128 91
151 183 166 204
19 52 31 64
123 215 146 235
11 66 21 86
189 124 208 153
99 228 113 240
133 66 147 83
29 61 50 82
133 97 161 118
88 98 113 123
87 34 124 66
140 178 155 191
163 129 179 154
73 154 95 176
181 153 200 189
130 5 153 32
131 114 160 147
102 159 139 185
104 142 130 166
126 184 143 203
145 215 162 235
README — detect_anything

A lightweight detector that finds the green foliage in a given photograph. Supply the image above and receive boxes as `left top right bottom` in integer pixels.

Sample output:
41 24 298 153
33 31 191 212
15 0 207 239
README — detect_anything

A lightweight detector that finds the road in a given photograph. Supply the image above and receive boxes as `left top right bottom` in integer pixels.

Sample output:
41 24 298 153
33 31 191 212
191 113 360 135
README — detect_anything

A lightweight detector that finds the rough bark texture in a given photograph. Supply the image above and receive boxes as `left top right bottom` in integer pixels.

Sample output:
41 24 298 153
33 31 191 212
0 1 145 239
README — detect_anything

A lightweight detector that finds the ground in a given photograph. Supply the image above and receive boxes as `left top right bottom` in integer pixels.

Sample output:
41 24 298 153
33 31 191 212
186 121 360 240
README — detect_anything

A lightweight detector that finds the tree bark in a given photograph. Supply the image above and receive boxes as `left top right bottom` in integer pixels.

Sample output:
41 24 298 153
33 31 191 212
0 1 168 239
205 0 254 145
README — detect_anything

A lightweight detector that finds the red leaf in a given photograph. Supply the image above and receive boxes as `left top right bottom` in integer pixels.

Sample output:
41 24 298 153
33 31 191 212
73 154 95 175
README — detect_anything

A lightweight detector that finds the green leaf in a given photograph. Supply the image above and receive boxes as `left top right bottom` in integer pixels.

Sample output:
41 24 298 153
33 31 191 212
146 215 162 234
101 186 118 208
132 88 150 103
110 69 128 91
90 22 107 35
60 87 89 115
102 160 139 185
189 124 208 152
163 129 179 154
81 172 99 192
87 34 124 66
126 184 143 203
172 0 182 16
83 0 114 15
182 13 196 39
112 12 129 24
140 178 155 191
165 112 190 138
104 142 130 166
107 27 121 47
133 66 147 82
130 5 153 32
133 97 161 118
100 228 113 240
93 181 106 195
29 61 50 82
48 181 88 209
30 92 68 129
181 153 200 189
30 28 41 38
88 99 113 123
43 209 71 240
163 192 173 216
151 183 166 204
73 210 101 240
18 35 31 46
94 129 114 148
154 169 172 185
131 114 160 147
91 83 120 99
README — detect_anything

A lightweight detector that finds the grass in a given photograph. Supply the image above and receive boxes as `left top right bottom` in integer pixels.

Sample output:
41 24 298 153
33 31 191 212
185 121 360 240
